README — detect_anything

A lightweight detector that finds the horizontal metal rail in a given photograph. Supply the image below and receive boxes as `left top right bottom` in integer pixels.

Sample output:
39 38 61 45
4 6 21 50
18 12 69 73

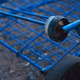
0 5 48 18
0 11 80 33
0 11 45 25
62 20 80 33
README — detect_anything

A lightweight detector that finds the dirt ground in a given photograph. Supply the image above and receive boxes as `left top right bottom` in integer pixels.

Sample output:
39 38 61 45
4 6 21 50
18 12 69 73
0 44 45 80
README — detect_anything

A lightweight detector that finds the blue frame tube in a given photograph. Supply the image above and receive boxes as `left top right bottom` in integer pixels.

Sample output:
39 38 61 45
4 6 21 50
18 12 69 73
42 42 80 72
19 53 42 70
0 5 48 18
62 20 80 33
0 40 18 54
0 11 45 25
0 40 42 71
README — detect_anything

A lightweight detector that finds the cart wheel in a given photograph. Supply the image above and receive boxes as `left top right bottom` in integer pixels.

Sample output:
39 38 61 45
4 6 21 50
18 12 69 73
45 54 80 80
45 16 69 42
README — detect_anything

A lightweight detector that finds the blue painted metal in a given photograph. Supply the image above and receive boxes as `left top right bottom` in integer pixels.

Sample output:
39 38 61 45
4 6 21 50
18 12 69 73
0 0 8 4
0 0 80 72
0 11 45 25
62 20 80 33
0 5 48 18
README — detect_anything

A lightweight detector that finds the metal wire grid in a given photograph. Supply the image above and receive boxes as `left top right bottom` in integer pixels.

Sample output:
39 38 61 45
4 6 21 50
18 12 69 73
0 0 80 72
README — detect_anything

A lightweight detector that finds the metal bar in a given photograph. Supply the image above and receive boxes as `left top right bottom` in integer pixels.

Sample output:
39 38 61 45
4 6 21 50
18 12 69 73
19 31 44 52
62 20 80 33
42 42 80 72
27 0 54 11
0 11 45 25
0 20 15 31
0 5 48 18
19 53 42 70
0 40 18 54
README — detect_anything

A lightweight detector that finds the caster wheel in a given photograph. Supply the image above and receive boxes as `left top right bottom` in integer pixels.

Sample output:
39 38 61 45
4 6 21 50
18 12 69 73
45 16 69 42
45 54 80 80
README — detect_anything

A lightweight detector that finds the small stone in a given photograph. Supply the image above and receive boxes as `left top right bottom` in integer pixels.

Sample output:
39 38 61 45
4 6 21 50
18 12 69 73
76 40 79 43
29 75 37 80
10 70 15 73
25 62 30 67
44 53 48 56
38 57 41 60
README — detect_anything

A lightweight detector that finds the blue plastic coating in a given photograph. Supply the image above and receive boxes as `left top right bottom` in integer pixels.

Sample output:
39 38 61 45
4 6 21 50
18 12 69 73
62 20 80 33
0 11 45 25
0 5 48 19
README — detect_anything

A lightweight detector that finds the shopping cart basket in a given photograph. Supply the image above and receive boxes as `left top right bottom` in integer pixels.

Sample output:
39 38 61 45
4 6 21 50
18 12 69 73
0 0 80 80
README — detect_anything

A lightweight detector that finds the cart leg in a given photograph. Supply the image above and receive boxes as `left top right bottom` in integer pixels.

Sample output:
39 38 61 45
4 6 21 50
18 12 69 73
45 54 80 80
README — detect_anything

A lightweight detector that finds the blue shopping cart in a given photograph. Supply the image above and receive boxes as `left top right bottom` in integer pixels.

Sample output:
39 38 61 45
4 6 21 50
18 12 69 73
0 0 80 80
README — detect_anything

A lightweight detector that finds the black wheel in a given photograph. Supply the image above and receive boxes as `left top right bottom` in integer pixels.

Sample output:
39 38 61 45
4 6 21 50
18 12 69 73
45 54 80 80
45 16 69 42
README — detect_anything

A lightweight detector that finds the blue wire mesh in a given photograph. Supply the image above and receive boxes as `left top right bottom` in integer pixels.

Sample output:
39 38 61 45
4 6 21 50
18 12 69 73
0 0 80 72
